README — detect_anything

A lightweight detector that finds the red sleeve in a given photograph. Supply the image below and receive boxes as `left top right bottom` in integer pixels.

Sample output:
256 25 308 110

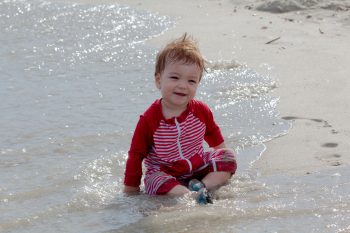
204 107 224 147
123 115 150 187
191 100 224 147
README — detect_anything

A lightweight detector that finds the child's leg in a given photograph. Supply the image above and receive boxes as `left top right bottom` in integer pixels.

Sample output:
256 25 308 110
166 184 190 196
155 177 190 196
201 171 231 191
200 148 237 191
147 172 193 196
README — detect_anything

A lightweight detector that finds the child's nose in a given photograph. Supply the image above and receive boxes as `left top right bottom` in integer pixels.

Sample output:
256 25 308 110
177 79 187 88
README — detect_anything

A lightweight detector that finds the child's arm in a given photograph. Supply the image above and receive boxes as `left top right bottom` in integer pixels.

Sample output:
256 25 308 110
197 100 225 147
123 115 150 193
123 152 143 193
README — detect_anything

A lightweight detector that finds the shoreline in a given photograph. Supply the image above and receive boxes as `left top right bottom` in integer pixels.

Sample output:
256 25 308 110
72 0 350 176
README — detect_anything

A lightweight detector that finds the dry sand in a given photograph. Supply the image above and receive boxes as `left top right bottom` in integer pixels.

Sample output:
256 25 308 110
85 0 350 176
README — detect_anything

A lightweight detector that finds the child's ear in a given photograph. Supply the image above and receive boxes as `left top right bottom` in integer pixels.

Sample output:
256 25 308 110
155 73 161 89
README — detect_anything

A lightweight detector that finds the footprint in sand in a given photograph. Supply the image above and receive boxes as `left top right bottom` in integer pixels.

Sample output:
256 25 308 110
316 153 342 167
282 116 342 167
321 142 338 148
282 116 334 129
320 143 342 166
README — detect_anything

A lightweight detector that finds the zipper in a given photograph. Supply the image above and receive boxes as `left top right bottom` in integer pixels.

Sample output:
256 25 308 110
174 118 192 172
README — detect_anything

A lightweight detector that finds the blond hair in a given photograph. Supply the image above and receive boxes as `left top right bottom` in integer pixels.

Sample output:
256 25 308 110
154 33 205 79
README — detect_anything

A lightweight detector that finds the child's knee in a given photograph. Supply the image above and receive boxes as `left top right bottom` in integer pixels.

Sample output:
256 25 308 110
216 148 237 174
220 148 236 161
155 179 181 195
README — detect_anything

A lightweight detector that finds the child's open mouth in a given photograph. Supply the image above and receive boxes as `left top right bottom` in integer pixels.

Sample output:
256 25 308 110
174 92 186 96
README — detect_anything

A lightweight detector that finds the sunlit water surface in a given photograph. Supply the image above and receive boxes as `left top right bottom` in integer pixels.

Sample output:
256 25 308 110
0 0 349 232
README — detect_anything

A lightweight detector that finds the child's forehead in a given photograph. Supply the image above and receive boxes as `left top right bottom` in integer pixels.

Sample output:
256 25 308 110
165 60 201 71
165 59 201 69
163 61 202 79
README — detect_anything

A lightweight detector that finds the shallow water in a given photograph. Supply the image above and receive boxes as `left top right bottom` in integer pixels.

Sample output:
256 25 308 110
1 0 349 232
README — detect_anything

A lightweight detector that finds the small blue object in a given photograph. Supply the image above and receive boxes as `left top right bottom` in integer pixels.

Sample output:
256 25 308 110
188 179 205 192
188 179 213 204
196 188 213 205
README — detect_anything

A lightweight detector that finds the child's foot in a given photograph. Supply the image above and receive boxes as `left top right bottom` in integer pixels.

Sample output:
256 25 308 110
188 179 213 205
196 188 213 205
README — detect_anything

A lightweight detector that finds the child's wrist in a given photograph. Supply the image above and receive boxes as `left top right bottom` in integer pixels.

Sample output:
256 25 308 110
123 185 140 193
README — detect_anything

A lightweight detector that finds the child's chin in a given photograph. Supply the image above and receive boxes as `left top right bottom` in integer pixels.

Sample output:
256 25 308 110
172 100 189 107
172 96 187 101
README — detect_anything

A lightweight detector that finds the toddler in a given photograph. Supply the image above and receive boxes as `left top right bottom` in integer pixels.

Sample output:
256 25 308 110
123 33 237 204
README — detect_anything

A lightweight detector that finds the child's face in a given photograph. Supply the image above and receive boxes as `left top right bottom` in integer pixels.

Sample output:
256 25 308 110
155 61 201 110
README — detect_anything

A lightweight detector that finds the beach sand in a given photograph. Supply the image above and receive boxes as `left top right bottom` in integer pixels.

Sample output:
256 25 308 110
89 0 350 176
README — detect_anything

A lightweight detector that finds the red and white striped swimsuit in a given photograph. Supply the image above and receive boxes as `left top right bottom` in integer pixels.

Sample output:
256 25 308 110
124 99 236 195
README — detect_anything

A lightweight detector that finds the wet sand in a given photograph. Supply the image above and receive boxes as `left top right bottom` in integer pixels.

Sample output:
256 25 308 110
110 0 350 176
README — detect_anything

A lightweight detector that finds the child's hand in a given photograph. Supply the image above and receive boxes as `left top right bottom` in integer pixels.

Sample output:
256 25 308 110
123 185 140 194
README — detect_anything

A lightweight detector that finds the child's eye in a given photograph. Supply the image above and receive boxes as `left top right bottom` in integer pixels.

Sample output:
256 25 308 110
189 80 197 84
170 76 179 80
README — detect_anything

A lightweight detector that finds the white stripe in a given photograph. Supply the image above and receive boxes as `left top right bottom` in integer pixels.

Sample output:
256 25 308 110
174 118 183 158
175 118 192 171
212 159 217 172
